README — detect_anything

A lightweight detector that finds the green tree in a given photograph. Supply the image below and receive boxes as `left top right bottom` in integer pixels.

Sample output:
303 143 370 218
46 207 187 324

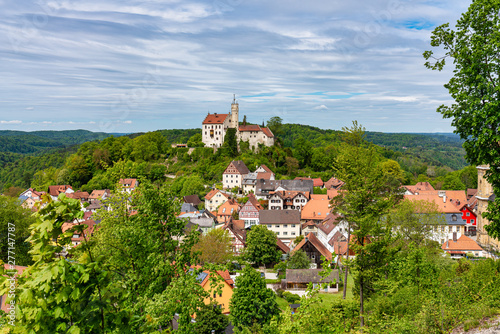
386 199 445 247
0 195 36 267
287 249 311 269
424 0 500 237
221 128 238 157
193 302 229 334
187 133 204 148
294 136 313 168
267 116 283 137
332 122 403 328
244 225 281 267
229 266 280 330
192 228 233 265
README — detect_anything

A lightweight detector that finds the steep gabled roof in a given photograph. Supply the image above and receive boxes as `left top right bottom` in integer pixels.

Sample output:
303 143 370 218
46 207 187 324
317 213 339 235
276 237 290 254
227 160 250 175
119 178 137 188
259 164 273 173
183 195 202 207
324 177 344 190
246 193 263 211
47 185 73 196
293 232 332 261
204 189 229 200
202 113 229 124
403 182 435 194
261 127 274 138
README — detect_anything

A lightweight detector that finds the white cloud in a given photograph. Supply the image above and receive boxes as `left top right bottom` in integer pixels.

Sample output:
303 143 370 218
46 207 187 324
314 105 328 110
0 120 22 124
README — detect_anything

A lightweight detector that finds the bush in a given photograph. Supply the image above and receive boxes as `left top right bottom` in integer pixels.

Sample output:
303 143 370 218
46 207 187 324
282 291 301 304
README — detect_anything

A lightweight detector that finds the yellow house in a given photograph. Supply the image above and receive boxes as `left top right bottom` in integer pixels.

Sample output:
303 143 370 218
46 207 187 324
197 269 234 314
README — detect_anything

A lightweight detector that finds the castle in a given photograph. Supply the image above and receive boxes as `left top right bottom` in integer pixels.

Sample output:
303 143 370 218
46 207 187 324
201 96 275 149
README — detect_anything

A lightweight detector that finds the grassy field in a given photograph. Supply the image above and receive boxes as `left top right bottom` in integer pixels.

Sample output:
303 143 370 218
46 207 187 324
276 274 355 310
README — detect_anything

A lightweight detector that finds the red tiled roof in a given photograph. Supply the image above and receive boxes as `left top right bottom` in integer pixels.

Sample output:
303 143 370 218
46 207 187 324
324 177 344 190
261 127 274 138
442 234 483 252
203 113 229 124
204 189 229 200
247 193 263 211
256 172 273 180
119 178 137 188
259 164 273 173
89 189 110 200
276 237 290 253
48 185 73 196
239 124 261 132
404 191 467 213
301 198 331 220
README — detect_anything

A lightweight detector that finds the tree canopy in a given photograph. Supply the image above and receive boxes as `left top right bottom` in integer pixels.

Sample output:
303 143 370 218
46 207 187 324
244 225 281 266
424 0 500 237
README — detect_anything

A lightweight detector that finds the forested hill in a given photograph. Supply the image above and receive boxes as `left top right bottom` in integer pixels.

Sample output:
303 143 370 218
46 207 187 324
279 124 467 170
0 130 115 154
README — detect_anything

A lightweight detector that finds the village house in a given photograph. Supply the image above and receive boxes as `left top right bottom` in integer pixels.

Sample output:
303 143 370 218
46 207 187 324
255 179 314 200
268 190 310 211
183 195 202 209
242 165 275 193
403 181 435 195
216 198 240 224
285 269 339 292
293 232 332 268
404 190 468 244
221 219 246 255
222 160 250 190
191 267 234 314
300 195 331 224
118 178 138 193
47 185 74 200
259 210 301 243
204 188 230 212
460 204 477 237
61 219 97 247
294 177 324 188
324 177 345 190
442 233 486 258
89 189 111 203
239 193 263 228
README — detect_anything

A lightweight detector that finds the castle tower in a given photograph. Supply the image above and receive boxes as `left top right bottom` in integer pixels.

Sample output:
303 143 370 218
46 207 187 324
231 94 239 129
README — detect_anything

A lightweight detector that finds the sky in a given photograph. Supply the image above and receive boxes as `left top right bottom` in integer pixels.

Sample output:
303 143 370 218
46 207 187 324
0 0 472 133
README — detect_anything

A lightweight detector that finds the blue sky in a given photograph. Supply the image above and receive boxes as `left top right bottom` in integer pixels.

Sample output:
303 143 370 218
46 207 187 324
0 0 471 133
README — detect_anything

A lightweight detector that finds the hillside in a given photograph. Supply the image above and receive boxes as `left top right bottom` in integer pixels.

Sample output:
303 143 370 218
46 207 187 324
0 130 115 155
0 125 472 192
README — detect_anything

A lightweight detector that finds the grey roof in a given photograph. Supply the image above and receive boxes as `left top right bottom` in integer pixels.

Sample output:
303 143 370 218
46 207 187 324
255 179 314 196
181 202 198 213
230 160 250 175
259 209 301 224
190 216 215 228
443 213 467 226
285 269 339 283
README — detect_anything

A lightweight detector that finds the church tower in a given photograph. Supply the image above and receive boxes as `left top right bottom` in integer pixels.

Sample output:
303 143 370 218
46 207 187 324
231 94 239 129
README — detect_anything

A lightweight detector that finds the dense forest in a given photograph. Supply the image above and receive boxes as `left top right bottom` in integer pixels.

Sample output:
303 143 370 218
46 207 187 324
0 123 475 195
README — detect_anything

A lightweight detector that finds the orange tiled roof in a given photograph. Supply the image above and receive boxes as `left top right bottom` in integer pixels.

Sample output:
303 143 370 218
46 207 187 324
261 127 274 138
442 234 483 252
404 182 435 194
301 198 331 220
218 199 240 216
259 164 273 173
203 113 229 124
256 172 273 180
48 185 73 196
119 178 137 188
204 189 229 201
404 191 467 213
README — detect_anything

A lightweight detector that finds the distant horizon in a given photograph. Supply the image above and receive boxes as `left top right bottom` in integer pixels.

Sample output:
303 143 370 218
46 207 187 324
0 126 458 136
0 0 472 133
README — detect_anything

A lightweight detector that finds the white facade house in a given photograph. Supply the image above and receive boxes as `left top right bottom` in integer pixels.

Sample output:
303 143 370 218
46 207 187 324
222 160 250 190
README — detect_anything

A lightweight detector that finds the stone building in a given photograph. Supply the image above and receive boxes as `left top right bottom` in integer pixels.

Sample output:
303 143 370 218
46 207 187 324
201 96 275 149
476 165 500 250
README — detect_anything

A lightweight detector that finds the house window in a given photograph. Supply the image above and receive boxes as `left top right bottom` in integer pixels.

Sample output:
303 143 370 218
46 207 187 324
276 225 280 228
309 226 313 229
292 224 296 228
311 254 315 259
452 215 457 221
441 226 445 232
291 232 296 235
283 224 288 228
283 232 288 235
471 219 475 224
466 212 470 216
223 208 226 213
276 232 280 235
